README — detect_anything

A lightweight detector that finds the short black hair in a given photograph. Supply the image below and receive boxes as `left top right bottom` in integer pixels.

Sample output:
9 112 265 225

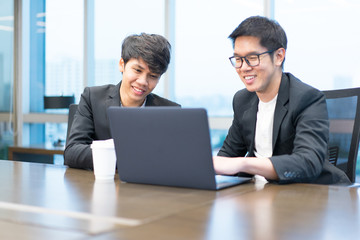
229 16 287 67
121 33 171 75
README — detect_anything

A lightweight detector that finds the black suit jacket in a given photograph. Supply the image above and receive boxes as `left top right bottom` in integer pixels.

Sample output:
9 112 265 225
64 82 180 169
218 73 350 185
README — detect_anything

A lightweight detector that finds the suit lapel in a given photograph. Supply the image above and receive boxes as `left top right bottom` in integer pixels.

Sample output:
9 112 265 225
145 94 154 106
105 82 121 111
272 73 289 149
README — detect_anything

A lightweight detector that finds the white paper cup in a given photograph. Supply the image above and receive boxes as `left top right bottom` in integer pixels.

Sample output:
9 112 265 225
91 139 116 181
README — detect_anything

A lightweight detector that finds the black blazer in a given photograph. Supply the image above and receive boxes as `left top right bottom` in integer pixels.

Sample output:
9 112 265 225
218 73 350 185
64 82 180 169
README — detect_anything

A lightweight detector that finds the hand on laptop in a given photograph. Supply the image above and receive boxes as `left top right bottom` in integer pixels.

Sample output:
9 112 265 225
213 156 245 175
213 156 279 180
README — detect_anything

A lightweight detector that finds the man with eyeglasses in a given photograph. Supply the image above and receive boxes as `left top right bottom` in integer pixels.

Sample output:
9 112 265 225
213 16 350 185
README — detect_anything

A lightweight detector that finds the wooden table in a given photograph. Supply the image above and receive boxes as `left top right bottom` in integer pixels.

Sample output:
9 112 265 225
0 160 359 239
7 144 64 164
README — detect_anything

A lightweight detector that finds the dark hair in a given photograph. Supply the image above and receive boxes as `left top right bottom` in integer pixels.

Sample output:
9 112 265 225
229 16 287 67
121 33 171 75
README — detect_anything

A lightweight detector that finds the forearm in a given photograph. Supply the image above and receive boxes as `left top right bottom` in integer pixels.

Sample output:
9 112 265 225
213 156 278 180
64 144 93 170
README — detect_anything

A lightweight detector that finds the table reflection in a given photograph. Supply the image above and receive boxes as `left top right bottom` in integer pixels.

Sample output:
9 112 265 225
89 180 118 233
205 184 333 240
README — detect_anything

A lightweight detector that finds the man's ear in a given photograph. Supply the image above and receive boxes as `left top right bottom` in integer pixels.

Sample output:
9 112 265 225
119 58 125 73
275 48 286 67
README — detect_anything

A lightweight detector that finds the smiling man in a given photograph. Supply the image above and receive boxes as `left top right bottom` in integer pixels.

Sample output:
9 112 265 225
65 33 180 169
213 16 350 185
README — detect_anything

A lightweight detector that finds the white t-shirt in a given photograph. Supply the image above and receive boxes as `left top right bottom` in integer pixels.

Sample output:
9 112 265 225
254 95 278 158
120 98 147 107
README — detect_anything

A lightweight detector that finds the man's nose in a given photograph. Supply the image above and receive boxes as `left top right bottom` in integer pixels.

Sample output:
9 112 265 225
137 75 148 85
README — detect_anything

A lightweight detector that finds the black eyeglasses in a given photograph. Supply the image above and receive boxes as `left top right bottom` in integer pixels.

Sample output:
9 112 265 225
229 50 275 68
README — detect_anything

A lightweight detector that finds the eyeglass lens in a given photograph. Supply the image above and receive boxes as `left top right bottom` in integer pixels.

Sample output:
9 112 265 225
230 55 260 68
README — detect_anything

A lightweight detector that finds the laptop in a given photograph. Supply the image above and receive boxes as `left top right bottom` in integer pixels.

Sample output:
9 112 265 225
107 107 251 190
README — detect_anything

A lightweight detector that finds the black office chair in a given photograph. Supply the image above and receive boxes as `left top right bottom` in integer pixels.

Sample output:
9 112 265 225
323 87 360 183
66 104 78 145
44 95 75 109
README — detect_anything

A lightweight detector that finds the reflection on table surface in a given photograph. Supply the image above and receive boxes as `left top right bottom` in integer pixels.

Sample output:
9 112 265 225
0 160 359 239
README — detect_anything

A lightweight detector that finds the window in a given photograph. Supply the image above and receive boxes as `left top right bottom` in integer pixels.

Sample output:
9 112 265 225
93 0 165 94
0 0 14 159
44 0 83 146
173 0 263 116
45 0 83 101
275 0 360 90
21 0 83 146
173 0 263 152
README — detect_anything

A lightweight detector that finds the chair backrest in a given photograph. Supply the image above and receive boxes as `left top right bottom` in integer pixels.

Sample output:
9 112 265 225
44 95 75 109
66 104 78 144
323 87 360 183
